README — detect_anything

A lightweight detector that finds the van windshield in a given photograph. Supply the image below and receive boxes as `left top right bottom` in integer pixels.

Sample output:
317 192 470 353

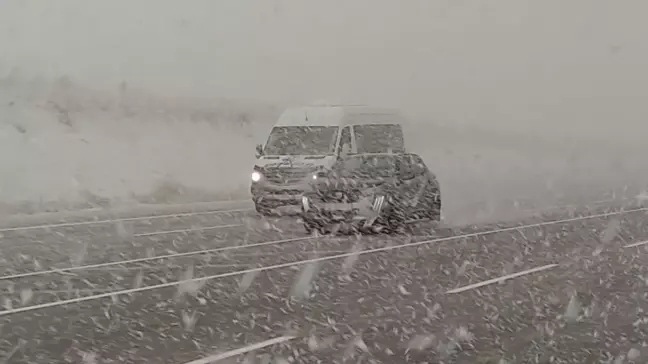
353 124 404 153
264 126 339 156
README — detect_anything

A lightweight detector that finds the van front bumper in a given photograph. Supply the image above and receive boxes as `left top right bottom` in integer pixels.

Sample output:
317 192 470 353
300 195 387 228
251 182 311 208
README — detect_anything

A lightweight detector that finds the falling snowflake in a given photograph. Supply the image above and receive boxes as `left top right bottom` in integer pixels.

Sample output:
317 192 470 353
341 244 362 276
20 288 33 306
132 269 144 290
564 294 581 322
600 218 621 244
182 310 198 332
238 270 260 295
290 262 319 300
628 348 641 360
407 334 436 352
80 351 98 364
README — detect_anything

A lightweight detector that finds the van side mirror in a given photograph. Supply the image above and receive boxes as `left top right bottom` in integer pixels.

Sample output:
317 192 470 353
412 163 425 175
400 168 416 180
255 144 263 158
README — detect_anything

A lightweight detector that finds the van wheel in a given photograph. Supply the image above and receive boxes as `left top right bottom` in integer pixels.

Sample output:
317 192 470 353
304 221 326 235
385 211 407 235
255 203 273 216
303 221 314 234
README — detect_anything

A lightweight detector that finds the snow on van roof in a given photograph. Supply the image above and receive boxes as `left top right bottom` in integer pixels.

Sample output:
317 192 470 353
274 105 404 127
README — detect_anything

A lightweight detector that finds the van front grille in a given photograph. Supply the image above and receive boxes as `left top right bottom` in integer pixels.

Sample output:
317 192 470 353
264 168 310 184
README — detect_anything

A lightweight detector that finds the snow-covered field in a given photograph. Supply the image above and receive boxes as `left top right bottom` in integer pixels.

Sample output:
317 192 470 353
1 76 645 221
0 76 278 215
0 102 262 208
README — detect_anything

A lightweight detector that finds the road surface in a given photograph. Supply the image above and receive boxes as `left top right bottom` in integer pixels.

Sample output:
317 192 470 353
0 198 647 363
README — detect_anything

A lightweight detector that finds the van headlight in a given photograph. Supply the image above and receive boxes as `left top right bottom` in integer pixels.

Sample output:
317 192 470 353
251 171 262 182
311 170 327 180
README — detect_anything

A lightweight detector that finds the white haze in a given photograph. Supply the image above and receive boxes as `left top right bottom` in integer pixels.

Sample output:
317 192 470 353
1 0 647 220
2 0 648 136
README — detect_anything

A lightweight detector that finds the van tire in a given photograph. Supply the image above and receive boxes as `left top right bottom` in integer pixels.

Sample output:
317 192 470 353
303 221 314 234
255 202 273 216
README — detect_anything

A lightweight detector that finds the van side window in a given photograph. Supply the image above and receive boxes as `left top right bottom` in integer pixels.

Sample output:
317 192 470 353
353 124 404 153
338 126 352 153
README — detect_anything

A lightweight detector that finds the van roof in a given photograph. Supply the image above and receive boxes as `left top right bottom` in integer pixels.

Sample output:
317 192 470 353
274 105 404 127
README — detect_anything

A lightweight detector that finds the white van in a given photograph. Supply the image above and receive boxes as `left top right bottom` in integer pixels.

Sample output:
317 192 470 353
250 104 407 214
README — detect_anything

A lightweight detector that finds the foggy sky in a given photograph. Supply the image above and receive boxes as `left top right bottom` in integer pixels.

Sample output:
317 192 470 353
2 0 648 135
